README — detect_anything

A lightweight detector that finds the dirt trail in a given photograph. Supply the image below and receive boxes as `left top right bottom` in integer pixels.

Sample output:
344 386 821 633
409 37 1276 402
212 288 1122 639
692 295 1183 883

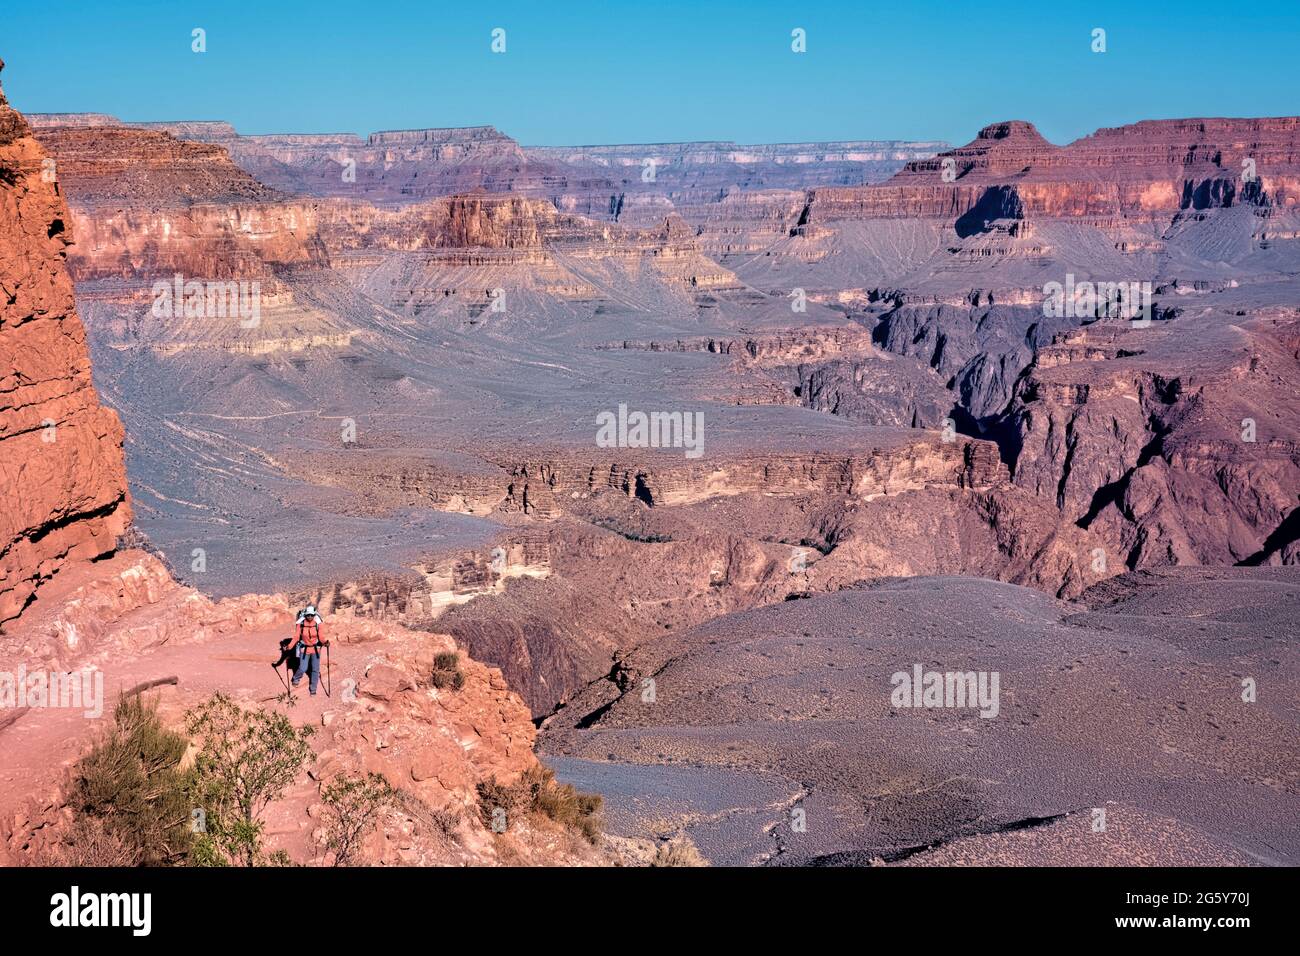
0 622 377 861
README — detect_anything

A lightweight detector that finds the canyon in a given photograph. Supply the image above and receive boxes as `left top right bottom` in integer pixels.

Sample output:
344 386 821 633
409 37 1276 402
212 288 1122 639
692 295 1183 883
0 63 614 868
2 68 1296 865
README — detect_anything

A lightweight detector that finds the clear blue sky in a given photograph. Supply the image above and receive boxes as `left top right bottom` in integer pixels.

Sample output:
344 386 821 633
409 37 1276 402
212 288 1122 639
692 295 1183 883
3 0 1297 147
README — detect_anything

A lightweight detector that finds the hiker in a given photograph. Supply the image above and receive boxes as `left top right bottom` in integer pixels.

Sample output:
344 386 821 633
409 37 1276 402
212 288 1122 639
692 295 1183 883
290 605 329 696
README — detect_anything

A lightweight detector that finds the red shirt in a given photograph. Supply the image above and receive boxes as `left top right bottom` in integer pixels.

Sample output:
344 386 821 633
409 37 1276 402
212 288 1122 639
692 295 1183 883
297 617 322 652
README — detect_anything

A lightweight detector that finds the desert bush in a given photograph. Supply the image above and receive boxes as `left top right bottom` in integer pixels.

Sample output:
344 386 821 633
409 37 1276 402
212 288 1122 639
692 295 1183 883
391 787 463 839
651 836 709 867
530 770 603 843
319 772 394 866
62 695 195 866
31 815 139 867
475 776 525 829
428 805 463 835
475 764 602 844
430 651 466 691
185 691 314 867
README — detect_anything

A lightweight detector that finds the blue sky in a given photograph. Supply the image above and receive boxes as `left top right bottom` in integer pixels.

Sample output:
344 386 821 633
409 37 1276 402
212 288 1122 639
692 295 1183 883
3 0 1297 146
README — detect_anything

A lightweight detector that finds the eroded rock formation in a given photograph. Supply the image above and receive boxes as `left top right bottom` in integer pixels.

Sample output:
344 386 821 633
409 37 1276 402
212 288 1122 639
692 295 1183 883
0 63 130 628
801 117 1300 227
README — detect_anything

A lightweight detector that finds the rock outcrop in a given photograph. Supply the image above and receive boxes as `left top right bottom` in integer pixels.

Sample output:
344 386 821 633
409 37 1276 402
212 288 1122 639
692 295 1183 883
0 61 131 628
1004 307 1300 570
801 117 1300 226
315 194 741 294
29 125 284 209
31 124 327 281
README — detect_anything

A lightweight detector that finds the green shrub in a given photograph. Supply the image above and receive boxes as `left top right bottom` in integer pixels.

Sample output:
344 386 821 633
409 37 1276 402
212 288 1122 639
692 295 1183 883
64 695 195 866
319 772 394 866
185 691 314 867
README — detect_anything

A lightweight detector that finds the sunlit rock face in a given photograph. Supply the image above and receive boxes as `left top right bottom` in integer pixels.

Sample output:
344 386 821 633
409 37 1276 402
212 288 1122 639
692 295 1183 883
0 62 130 629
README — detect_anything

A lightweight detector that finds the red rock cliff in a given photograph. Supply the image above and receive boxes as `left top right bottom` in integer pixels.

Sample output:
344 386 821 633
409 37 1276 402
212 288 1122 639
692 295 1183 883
0 60 130 628
802 117 1300 225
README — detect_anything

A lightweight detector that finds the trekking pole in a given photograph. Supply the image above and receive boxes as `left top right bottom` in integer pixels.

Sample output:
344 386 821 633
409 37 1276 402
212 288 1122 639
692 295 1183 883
324 642 332 697
271 660 290 695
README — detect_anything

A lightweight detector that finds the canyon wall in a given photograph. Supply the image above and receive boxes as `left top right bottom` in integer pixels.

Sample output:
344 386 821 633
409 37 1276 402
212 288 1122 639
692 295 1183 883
0 61 130 629
32 125 327 281
771 116 1300 579
315 193 742 294
800 118 1300 227
30 120 741 298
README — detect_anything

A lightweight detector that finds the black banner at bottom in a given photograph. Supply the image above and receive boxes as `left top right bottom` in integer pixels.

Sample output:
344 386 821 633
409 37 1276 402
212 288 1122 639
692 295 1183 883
0 864 1273 943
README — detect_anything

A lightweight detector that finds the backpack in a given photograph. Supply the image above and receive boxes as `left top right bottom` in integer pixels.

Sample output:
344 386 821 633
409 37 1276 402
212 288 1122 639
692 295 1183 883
297 614 322 649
